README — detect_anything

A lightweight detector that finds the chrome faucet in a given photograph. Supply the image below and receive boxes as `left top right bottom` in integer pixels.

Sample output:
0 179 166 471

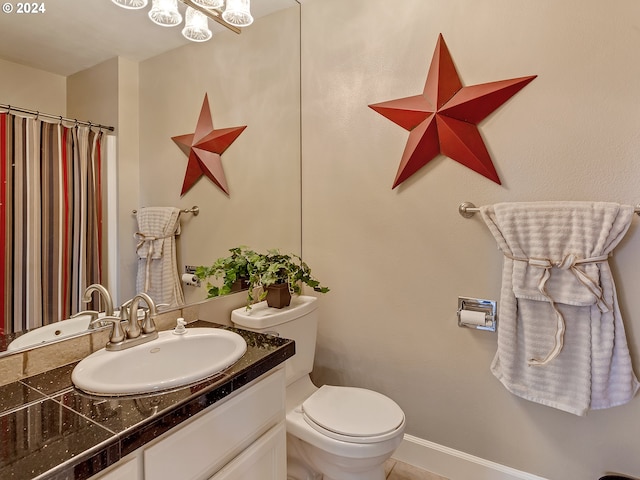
102 292 159 351
128 292 158 337
82 284 115 316
73 284 115 329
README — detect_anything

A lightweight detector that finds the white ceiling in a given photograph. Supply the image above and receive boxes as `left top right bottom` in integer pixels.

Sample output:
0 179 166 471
0 0 297 76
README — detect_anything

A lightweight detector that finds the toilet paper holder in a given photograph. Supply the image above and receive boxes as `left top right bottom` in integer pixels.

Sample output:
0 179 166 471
457 296 497 332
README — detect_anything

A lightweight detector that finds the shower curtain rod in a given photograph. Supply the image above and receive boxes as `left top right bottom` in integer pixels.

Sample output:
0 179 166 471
0 103 115 132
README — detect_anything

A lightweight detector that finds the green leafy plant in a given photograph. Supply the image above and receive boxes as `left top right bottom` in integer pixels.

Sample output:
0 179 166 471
195 246 329 308
195 246 256 298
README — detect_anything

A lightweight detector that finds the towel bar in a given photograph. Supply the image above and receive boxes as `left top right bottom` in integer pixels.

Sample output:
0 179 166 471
459 202 640 218
132 206 200 216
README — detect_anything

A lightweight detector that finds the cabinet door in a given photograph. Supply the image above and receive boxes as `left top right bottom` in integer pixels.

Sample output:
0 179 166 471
210 422 286 480
91 455 141 480
144 368 285 480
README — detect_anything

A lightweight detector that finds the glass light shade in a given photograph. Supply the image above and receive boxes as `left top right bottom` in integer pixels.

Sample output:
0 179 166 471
192 0 224 8
111 0 148 9
182 7 212 42
148 0 182 27
222 0 253 27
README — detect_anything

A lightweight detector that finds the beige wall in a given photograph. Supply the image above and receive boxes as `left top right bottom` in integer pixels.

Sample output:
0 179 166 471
138 6 301 305
114 57 141 303
301 0 640 479
0 58 66 112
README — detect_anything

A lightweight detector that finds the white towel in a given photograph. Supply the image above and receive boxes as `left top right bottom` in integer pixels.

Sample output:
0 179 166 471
135 207 185 308
481 201 639 415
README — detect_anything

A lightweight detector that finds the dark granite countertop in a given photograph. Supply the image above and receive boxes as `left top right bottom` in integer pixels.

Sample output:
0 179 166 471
0 321 295 480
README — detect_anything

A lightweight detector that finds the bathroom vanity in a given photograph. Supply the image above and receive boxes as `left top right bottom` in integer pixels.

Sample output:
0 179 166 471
0 321 294 480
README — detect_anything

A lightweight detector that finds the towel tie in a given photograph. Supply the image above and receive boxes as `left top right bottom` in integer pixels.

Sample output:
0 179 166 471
135 231 177 292
504 252 610 366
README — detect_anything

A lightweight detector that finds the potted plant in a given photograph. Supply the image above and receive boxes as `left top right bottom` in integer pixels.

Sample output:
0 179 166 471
196 247 329 309
195 246 254 298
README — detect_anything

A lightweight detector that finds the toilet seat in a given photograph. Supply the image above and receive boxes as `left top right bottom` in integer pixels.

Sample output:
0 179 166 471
301 385 405 444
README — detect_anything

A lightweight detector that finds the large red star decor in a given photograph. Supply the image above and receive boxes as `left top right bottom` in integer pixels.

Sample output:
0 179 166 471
369 34 536 188
172 94 246 196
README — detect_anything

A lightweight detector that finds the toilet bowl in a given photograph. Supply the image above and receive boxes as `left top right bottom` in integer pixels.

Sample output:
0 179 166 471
231 296 406 480
286 377 405 480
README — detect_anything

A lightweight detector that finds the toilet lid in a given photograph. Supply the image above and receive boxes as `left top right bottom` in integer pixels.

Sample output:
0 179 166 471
301 385 405 443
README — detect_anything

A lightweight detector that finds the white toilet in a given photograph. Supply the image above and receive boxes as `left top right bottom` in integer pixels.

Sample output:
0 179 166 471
231 295 405 480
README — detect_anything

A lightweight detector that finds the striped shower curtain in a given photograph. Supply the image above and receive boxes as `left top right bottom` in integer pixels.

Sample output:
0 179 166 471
0 113 103 335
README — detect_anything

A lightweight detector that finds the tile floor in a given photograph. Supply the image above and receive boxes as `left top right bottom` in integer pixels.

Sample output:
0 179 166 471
385 459 449 480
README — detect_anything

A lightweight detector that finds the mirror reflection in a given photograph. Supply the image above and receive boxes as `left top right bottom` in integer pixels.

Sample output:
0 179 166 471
0 0 301 356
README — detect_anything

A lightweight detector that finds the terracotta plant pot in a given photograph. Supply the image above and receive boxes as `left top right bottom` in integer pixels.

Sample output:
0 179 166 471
265 283 291 308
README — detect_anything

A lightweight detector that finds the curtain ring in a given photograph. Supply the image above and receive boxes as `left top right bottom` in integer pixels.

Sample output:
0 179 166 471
35 111 39 120
7 105 11 114
59 115 63 125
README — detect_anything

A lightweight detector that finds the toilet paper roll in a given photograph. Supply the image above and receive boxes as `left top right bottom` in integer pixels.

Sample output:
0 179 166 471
459 310 487 326
181 273 198 284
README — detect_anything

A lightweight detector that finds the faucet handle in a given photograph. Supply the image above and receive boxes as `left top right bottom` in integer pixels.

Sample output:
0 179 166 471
141 311 157 335
119 298 133 320
71 310 99 321
100 316 126 344
71 310 107 330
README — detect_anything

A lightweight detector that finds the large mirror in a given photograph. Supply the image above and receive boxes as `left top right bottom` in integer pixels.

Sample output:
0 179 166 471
0 0 301 356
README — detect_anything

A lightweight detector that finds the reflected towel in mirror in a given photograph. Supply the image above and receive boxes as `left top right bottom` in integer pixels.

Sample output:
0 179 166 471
135 207 185 307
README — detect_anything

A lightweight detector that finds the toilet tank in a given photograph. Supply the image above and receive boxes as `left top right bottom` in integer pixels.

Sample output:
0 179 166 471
231 295 318 386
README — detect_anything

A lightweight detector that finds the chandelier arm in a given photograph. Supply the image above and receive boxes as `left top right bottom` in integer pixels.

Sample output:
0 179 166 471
179 0 241 34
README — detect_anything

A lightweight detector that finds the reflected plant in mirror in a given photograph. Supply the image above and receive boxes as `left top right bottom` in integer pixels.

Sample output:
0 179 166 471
196 246 255 297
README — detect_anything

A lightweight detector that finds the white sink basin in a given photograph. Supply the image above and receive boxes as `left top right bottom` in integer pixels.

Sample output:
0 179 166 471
7 314 95 351
72 328 247 396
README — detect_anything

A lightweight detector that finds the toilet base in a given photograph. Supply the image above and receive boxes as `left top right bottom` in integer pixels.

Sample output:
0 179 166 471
287 433 322 480
287 433 388 480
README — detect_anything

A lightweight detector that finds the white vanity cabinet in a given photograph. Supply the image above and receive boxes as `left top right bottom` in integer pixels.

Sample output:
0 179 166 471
208 422 286 480
90 454 142 480
92 367 286 480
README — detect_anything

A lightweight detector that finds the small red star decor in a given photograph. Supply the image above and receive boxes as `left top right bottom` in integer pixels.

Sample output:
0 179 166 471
369 34 536 188
172 94 246 196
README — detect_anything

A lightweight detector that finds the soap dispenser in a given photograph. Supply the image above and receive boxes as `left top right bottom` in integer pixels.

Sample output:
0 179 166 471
173 318 187 335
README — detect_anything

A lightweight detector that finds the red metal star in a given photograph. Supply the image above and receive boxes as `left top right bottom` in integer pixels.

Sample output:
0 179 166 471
369 34 536 188
172 94 246 196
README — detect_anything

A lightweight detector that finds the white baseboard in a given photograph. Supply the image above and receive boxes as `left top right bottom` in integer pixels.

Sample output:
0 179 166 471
392 434 548 480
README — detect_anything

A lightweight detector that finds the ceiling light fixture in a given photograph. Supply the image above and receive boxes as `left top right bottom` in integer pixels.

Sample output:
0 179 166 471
191 0 223 8
110 0 251 39
111 0 148 9
182 6 213 42
222 0 253 27
149 0 182 27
